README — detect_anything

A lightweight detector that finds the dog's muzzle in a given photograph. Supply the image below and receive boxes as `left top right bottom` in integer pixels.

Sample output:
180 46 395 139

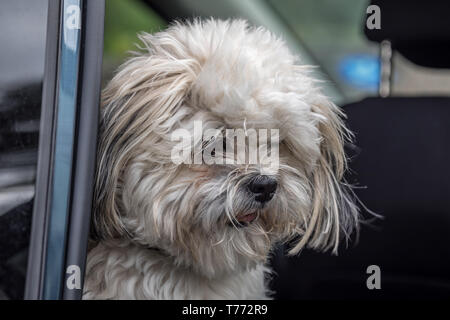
248 175 277 203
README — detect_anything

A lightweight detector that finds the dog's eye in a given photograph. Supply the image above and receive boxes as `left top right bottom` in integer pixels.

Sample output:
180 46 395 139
202 136 227 158
202 138 213 155
213 137 228 157
222 137 227 153
202 137 217 158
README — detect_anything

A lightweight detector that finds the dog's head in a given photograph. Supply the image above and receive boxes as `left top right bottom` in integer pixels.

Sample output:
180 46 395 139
93 19 358 277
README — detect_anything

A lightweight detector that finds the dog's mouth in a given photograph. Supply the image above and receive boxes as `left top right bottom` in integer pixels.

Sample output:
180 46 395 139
235 210 259 224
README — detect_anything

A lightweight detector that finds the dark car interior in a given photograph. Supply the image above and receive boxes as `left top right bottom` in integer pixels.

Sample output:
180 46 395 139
270 0 450 299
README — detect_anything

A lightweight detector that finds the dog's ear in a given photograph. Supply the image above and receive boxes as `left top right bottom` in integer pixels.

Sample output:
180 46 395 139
93 33 197 239
289 97 359 255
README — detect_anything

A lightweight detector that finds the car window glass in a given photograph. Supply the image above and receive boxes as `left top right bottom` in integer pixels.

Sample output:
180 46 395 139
0 0 48 300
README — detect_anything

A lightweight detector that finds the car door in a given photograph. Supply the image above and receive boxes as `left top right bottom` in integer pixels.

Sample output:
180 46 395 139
26 0 104 300
0 0 104 300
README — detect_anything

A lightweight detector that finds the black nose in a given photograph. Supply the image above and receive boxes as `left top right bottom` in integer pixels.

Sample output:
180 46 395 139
248 175 277 203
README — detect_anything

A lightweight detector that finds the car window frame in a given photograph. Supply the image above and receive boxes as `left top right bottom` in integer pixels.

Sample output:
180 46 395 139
25 0 104 300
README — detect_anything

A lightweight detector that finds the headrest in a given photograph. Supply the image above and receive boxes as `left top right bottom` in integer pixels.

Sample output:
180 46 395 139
364 0 450 68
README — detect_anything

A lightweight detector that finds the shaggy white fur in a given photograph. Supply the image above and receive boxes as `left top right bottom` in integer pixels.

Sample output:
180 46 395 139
83 19 358 300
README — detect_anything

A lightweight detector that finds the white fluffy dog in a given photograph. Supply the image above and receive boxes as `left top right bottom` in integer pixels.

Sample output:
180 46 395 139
83 19 359 299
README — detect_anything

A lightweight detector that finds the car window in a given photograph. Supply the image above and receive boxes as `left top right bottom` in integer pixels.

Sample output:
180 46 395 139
0 0 48 300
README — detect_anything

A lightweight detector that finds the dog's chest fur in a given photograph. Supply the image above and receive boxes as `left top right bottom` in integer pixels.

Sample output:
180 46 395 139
83 241 270 299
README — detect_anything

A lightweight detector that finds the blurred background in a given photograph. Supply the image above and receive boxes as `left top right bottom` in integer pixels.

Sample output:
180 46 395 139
103 0 450 103
1 0 450 299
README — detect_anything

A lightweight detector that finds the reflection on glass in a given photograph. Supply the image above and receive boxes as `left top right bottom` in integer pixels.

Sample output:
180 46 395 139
0 0 48 300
